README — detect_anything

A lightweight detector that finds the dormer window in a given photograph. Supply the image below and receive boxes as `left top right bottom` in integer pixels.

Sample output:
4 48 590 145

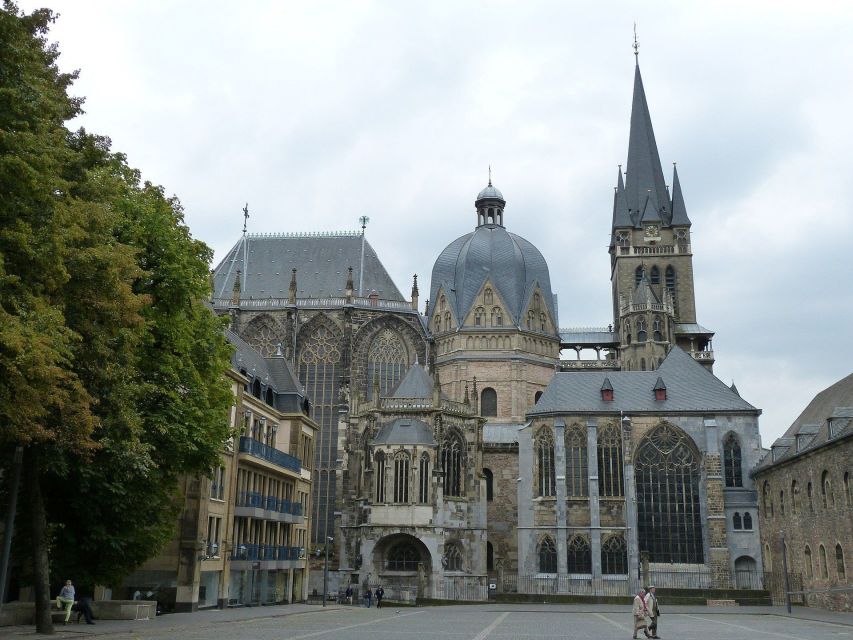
654 377 667 401
601 378 614 402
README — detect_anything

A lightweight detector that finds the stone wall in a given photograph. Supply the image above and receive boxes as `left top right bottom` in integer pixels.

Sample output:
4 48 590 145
483 449 519 572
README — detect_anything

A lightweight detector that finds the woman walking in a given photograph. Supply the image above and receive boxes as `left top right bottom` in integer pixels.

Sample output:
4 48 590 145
632 588 651 639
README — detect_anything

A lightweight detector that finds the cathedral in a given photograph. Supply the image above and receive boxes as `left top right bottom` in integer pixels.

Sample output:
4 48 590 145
211 57 764 600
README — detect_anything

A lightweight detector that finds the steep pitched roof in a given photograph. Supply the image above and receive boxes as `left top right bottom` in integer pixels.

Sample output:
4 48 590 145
611 167 633 234
529 346 758 416
390 362 436 399
670 164 692 227
372 418 437 446
212 233 404 301
632 271 661 305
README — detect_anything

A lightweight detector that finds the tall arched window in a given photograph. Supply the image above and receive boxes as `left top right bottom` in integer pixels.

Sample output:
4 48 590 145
475 307 486 326
791 480 800 515
762 482 771 517
733 512 743 530
443 312 452 332
441 432 464 497
481 387 497 417
538 537 557 573
375 451 386 503
635 265 644 285
836 544 846 580
807 481 814 513
444 543 463 571
821 470 833 509
743 512 753 530
567 535 592 574
650 265 660 284
566 426 588 497
845 472 851 507
804 546 813 578
484 288 493 305
665 266 677 314
819 545 829 578
636 317 647 342
601 535 628 575
487 541 494 571
779 490 785 516
636 423 703 563
652 315 663 341
366 329 408 399
418 453 430 503
597 424 624 497
723 433 743 487
393 452 410 503
491 307 503 327
483 467 494 501
387 540 419 571
536 428 556 497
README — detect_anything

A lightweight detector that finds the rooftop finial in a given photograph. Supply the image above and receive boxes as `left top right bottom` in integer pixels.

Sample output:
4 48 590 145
488 164 492 186
359 215 370 234
242 203 250 234
633 22 639 62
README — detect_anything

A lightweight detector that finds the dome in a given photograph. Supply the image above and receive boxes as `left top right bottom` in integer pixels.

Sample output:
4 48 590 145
429 224 557 331
476 183 504 202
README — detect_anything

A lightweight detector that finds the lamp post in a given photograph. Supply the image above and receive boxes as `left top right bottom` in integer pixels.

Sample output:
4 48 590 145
323 536 333 607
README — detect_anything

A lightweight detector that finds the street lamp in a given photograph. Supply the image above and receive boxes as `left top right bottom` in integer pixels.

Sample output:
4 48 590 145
323 536 334 607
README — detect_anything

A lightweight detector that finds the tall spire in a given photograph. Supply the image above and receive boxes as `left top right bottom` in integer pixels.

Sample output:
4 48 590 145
611 165 632 233
670 163 692 227
624 63 670 228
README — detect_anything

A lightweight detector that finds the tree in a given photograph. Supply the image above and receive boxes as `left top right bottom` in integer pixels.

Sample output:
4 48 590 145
0 4 232 631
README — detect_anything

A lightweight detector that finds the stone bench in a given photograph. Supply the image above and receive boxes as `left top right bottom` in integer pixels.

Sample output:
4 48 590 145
706 599 739 607
0 600 157 626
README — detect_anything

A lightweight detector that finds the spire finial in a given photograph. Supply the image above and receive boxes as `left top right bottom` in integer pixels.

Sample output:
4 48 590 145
488 164 492 186
242 203 250 234
633 22 639 61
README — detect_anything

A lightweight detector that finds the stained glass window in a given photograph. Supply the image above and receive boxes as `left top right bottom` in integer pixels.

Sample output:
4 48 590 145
601 535 627 575
536 428 556 497
366 328 408 399
566 426 588 497
538 537 557 573
597 424 624 497
567 535 591 574
723 433 743 487
441 431 464 497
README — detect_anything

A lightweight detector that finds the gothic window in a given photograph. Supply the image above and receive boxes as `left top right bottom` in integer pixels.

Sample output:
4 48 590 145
393 452 410 503
534 293 541 310
636 318 647 342
821 470 833 509
845 472 851 507
481 387 497 417
534 390 544 404
650 265 660 284
418 453 430 503
538 537 557 574
597 424 624 497
665 266 677 314
476 307 485 326
733 512 743 530
298 320 342 543
652 315 663 341
624 321 632 345
375 451 386 503
444 312 452 332
444 543 463 571
439 296 446 311
807 481 814 513
743 512 753 530
722 433 743 487
837 544 846 579
791 480 800 514
246 316 280 357
366 329 408 399
484 467 494 501
387 541 419 571
566 426 588 497
491 307 503 326
819 545 829 578
567 535 592 574
635 265 644 285
484 288 493 305
779 490 785 515
527 310 534 329
601 535 628 575
804 546 813 578
441 431 465 497
487 541 494 571
636 423 704 564
640 357 647 371
536 428 556 497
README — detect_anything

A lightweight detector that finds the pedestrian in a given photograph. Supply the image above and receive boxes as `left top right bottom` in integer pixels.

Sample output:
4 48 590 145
364 586 372 608
55 580 75 625
632 588 651 639
644 585 660 639
375 585 384 609
73 596 96 625
345 585 353 605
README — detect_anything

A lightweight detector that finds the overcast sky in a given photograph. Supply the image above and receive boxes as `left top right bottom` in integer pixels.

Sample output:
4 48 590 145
23 0 853 445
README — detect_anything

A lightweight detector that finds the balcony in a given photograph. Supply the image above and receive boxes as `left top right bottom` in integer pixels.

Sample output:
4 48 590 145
559 360 621 371
234 490 304 524
238 436 301 473
617 243 691 256
690 350 714 362
230 543 305 570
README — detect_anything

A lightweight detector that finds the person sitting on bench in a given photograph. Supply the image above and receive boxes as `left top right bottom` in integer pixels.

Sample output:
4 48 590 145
55 580 75 624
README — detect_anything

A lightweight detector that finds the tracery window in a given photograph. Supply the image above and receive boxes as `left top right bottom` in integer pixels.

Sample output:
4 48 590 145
298 321 341 543
636 317 647 342
418 453 430 503
441 431 465 497
538 537 557 573
444 543 463 571
491 307 503 327
650 265 660 284
366 329 408 399
246 316 280 357
636 423 704 564
536 428 556 497
652 315 663 341
375 451 386 503
481 387 497 417
393 452 410 503
601 535 628 575
566 426 588 497
387 541 419 571
567 535 592 574
624 321 632 345
476 307 486 326
597 424 624 497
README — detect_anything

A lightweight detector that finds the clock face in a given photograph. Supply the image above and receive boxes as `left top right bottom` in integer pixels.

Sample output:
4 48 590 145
645 225 659 236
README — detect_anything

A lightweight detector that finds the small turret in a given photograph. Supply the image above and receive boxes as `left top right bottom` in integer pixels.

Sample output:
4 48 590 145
231 270 241 306
411 274 419 311
345 266 354 302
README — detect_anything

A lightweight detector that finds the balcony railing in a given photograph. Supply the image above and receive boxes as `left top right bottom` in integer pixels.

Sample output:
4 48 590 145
617 244 691 256
238 436 301 473
379 397 476 416
690 350 714 361
559 360 621 370
237 490 303 516
211 296 416 314
231 543 303 562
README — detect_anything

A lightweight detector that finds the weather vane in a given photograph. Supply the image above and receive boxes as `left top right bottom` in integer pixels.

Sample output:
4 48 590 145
242 203 249 234
488 164 492 186
633 22 639 59
359 215 370 233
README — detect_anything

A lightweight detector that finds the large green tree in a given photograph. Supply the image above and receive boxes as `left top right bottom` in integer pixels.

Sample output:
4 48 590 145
0 3 232 632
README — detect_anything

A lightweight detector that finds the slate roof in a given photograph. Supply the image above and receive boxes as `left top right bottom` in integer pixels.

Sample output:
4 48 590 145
755 373 853 471
483 423 523 444
528 346 758 416
390 362 439 399
372 418 437 446
477 182 504 201
212 233 404 301
226 329 304 396
559 328 619 346
675 323 715 336
429 204 557 330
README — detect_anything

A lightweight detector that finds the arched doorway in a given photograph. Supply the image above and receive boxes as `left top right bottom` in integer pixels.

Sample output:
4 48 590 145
734 555 758 589
372 533 432 599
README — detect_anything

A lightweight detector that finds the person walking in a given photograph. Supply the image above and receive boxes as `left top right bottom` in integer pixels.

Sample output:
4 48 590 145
73 596 96 625
345 585 353 605
632 588 651 639
55 580 75 624
644 586 660 639
375 585 384 609
364 586 372 608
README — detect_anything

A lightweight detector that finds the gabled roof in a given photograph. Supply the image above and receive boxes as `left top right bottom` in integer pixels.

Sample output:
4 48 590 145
226 328 306 411
372 418 437 446
212 232 404 301
632 272 661 305
529 346 758 416
390 362 442 399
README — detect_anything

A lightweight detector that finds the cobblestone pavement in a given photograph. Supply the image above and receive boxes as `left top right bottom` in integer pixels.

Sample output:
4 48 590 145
1 604 851 639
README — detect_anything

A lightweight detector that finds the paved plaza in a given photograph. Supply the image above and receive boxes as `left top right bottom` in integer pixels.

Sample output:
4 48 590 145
1 604 851 640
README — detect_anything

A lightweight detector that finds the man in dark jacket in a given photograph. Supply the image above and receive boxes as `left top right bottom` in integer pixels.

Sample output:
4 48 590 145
375 585 385 609
73 597 95 625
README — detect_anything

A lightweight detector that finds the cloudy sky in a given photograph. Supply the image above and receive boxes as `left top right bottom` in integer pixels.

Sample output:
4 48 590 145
23 0 853 444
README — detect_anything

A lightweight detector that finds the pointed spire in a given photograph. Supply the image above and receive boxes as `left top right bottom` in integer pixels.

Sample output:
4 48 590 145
463 381 470 406
632 268 661 305
670 163 692 227
730 380 740 397
231 270 241 305
411 274 419 311
611 165 632 235
288 268 297 304
624 63 670 227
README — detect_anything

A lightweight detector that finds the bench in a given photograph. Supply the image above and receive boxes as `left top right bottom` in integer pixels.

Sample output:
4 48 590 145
706 599 738 607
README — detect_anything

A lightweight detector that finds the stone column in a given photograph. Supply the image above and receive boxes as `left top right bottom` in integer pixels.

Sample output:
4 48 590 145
704 418 731 587
286 568 294 603
554 420 568 581
586 419 602 580
622 417 640 593
517 428 535 573
175 475 206 612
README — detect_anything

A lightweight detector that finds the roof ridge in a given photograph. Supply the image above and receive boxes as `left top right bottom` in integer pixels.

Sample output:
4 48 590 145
245 230 361 238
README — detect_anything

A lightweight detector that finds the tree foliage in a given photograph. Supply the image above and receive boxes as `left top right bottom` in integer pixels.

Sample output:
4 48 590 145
0 1 233 617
